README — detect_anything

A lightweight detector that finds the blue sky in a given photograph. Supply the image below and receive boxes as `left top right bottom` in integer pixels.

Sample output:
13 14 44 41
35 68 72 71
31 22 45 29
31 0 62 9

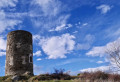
0 0 120 76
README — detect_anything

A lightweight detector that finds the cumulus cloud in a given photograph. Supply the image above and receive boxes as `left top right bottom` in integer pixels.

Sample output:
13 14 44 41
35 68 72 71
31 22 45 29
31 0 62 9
80 66 110 73
96 4 112 14
33 50 42 57
39 33 75 59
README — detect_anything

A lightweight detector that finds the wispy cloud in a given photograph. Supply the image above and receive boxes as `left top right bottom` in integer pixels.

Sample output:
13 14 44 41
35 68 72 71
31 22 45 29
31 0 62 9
0 0 18 8
0 37 6 51
33 50 42 57
0 37 6 56
34 64 44 75
80 66 110 73
86 37 120 57
76 34 95 50
82 23 88 26
37 58 42 61
97 61 104 64
86 46 105 57
49 24 72 32
0 51 6 56
96 4 112 14
0 10 22 34
30 0 70 30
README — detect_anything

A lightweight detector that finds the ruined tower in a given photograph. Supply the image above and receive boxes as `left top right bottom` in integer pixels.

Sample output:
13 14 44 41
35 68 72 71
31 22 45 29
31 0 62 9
5 30 33 76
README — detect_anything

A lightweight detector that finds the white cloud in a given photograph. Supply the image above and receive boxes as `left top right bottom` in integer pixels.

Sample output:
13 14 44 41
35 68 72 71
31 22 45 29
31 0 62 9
39 33 75 59
33 0 61 17
82 23 88 26
34 64 44 75
0 0 18 8
76 34 95 50
54 24 66 31
86 38 120 73
37 58 42 61
76 43 91 50
86 38 120 57
0 37 6 56
0 51 6 56
67 24 72 28
33 50 42 57
0 10 22 33
97 61 104 64
78 22 81 24
0 37 6 50
30 0 70 30
33 35 41 41
86 46 105 57
49 24 73 32
80 66 110 73
84 34 95 43
96 4 111 14
73 31 78 34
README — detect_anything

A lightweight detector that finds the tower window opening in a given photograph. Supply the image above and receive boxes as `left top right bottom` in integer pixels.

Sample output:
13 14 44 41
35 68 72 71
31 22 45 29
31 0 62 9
29 54 33 63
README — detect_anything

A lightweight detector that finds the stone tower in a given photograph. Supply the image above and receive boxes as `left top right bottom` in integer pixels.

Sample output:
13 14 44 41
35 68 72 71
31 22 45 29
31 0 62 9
5 30 33 76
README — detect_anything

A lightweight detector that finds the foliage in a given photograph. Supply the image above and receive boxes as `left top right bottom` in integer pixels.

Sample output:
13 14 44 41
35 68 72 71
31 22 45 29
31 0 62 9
1 70 120 82
51 68 71 80
77 71 120 81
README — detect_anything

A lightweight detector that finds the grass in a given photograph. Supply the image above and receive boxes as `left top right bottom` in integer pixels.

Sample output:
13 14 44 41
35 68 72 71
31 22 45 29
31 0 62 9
39 80 72 82
0 76 73 82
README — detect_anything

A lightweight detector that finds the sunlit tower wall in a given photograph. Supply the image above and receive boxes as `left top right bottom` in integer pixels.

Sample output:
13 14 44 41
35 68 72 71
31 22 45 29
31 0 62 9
5 30 33 76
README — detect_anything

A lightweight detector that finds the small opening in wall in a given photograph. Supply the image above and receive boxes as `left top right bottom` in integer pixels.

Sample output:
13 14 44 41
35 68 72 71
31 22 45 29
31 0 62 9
30 56 32 62
29 54 33 63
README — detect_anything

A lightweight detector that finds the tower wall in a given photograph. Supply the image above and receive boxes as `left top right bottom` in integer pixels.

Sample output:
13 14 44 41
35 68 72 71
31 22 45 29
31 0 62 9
5 30 33 76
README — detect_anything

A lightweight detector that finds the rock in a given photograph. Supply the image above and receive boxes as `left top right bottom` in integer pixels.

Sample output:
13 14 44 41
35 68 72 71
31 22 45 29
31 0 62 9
23 71 34 76
11 75 20 81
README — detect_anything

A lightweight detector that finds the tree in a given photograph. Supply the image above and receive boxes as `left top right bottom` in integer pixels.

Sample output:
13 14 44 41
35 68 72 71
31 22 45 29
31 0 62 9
105 39 120 72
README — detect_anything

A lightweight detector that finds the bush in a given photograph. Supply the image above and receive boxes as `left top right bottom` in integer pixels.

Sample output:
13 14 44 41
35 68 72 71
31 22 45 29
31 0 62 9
51 68 71 80
91 71 108 80
78 71 109 81
108 74 120 81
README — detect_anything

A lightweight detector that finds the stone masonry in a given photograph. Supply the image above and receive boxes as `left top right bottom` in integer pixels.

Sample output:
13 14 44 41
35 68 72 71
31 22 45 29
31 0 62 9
5 30 33 76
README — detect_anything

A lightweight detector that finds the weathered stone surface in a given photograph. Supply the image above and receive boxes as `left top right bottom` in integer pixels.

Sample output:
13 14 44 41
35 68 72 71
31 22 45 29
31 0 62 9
5 30 33 76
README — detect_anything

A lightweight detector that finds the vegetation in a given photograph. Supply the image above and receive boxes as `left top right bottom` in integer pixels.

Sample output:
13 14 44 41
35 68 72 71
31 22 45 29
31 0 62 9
77 71 120 81
1 70 120 82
